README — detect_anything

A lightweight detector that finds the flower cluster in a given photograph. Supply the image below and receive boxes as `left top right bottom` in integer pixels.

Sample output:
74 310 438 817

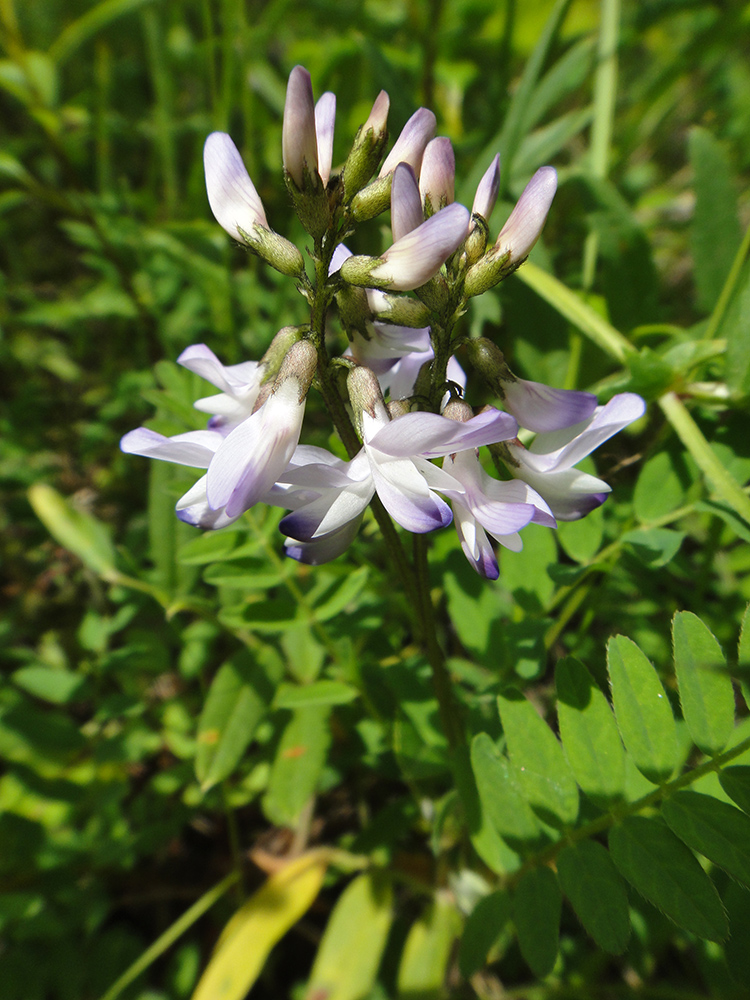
122 65 645 580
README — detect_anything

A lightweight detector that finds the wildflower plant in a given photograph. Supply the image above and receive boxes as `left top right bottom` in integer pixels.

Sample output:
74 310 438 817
106 63 750 997
14 8 750 995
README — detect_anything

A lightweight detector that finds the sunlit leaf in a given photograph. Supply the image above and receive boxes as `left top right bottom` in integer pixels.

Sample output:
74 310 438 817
396 895 461 998
607 635 678 783
306 872 393 1000
497 688 579 828
672 611 734 754
191 851 329 1000
555 657 625 808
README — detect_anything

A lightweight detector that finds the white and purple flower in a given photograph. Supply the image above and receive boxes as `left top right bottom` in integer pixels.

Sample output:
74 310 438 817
506 392 646 520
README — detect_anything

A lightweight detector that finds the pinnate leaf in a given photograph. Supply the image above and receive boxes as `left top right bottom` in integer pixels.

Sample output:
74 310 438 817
609 815 727 942
607 635 678 783
672 611 734 754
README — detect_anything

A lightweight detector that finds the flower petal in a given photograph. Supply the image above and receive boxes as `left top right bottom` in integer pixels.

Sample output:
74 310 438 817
314 91 336 186
368 451 453 532
206 380 305 516
369 202 470 290
526 392 646 470
391 162 424 241
419 137 455 212
120 427 222 468
496 166 557 260
284 516 363 564
282 65 319 187
379 107 436 177
472 154 500 220
503 379 598 433
204 132 268 241
368 407 517 458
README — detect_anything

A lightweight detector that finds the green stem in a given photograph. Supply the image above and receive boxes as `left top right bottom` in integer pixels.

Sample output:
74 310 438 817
413 534 465 750
98 869 241 1000
705 220 750 341
659 390 750 525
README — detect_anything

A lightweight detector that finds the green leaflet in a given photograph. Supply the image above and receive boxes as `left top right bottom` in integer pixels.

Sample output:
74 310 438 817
513 867 562 978
633 450 689 523
396 895 461 998
737 604 750 709
497 688 579 828
607 635 678 783
307 872 393 1000
719 766 750 815
452 746 521 877
28 483 118 581
609 815 727 942
557 841 630 954
672 611 734 754
688 126 742 313
723 881 750 985
458 891 512 980
555 657 626 808
262 705 332 827
195 653 270 792
470 733 543 849
273 680 359 709
662 790 750 887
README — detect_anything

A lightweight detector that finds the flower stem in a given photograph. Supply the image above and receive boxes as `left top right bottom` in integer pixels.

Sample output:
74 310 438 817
413 534 465 750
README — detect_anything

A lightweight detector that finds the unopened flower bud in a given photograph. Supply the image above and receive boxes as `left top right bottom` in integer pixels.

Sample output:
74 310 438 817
350 174 392 222
464 338 511 396
347 365 387 429
343 203 470 292
367 290 431 328
442 399 473 423
472 154 500 221
420 138 455 216
282 66 319 190
260 326 306 381
379 107 436 178
463 214 489 266
387 398 412 419
342 91 390 198
336 283 374 339
246 227 306 277
273 339 318 402
463 167 557 297
314 91 336 187
495 166 557 261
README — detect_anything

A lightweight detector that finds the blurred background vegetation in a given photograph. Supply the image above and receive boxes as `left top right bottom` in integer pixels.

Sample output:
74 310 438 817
2 0 750 997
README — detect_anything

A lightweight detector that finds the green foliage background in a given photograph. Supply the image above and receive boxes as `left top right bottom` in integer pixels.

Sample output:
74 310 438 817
3 0 750 998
